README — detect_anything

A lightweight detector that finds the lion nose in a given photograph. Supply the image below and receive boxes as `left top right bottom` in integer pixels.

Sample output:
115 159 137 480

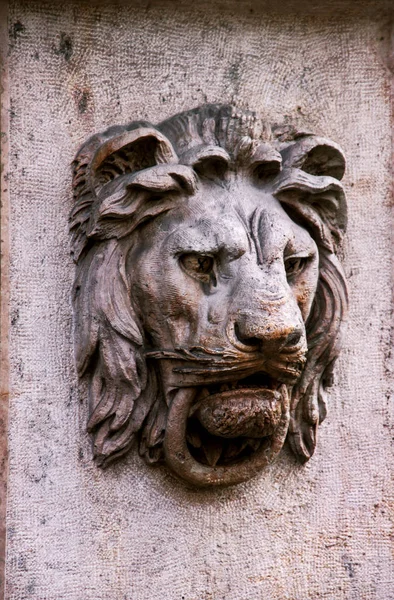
233 321 303 353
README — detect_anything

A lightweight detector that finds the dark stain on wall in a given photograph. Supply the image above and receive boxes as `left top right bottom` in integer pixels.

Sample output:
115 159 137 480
10 21 25 40
55 32 73 62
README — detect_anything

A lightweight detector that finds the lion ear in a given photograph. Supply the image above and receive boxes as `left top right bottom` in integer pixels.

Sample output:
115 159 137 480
70 124 178 261
276 137 347 252
281 136 346 180
85 164 198 241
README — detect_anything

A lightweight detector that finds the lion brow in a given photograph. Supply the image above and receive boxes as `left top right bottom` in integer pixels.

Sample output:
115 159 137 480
274 167 344 203
81 164 199 241
100 164 198 198
273 167 346 252
179 144 230 169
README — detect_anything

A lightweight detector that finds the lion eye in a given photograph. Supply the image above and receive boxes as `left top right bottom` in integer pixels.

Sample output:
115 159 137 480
285 256 308 278
180 253 215 282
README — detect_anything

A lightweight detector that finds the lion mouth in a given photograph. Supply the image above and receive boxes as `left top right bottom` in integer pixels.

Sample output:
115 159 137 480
185 373 287 467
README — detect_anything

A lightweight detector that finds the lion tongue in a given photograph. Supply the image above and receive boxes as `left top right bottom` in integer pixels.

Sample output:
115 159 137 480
195 387 283 439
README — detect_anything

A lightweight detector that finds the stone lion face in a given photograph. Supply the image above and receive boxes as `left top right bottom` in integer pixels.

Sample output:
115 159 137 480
70 105 348 487
129 177 320 484
131 179 318 353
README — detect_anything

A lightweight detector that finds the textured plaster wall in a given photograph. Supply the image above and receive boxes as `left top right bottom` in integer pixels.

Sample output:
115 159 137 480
4 1 394 598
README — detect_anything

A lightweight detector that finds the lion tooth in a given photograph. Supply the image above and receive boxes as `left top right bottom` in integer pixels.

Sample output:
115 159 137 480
203 440 223 467
223 439 248 459
186 430 202 449
220 384 230 392
247 438 262 451
222 442 238 460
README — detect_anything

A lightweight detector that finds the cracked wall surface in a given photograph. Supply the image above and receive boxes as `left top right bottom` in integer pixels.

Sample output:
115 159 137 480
3 1 394 598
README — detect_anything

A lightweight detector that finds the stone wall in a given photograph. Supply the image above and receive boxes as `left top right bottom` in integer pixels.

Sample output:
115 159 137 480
2 1 393 598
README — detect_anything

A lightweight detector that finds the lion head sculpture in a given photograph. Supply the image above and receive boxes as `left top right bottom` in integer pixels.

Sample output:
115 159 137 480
70 104 348 487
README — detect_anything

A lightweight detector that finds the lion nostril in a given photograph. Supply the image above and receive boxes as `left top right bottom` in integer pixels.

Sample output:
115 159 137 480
285 330 302 348
233 321 303 352
234 323 261 348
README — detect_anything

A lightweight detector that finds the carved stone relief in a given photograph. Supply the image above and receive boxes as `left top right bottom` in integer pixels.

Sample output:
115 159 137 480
70 104 348 487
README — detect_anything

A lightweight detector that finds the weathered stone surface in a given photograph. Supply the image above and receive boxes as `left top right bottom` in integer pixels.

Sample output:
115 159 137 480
3 0 394 598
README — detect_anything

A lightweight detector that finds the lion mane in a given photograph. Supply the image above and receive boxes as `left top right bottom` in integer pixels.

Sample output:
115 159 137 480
70 104 348 470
